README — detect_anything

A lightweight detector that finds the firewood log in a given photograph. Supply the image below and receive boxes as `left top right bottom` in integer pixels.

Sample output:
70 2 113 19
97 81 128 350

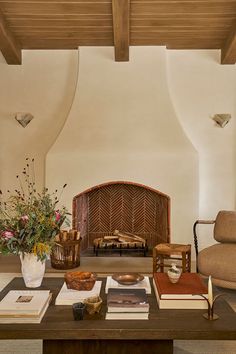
114 230 146 244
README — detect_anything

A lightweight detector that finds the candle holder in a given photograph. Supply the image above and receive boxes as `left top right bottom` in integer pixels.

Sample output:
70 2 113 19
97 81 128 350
199 294 224 321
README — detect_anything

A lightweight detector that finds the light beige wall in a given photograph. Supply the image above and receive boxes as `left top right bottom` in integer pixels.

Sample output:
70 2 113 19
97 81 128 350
46 47 198 245
167 50 236 248
1 47 235 252
0 50 78 192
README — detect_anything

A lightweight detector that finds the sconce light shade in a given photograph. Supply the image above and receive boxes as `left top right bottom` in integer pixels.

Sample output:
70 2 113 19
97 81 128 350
212 114 231 128
15 112 34 128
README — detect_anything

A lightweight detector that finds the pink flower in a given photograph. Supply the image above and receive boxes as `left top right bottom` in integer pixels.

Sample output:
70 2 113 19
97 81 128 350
2 231 14 239
55 211 61 222
21 215 29 222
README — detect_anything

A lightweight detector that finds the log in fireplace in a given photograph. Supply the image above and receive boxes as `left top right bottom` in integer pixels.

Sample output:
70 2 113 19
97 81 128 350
72 181 170 256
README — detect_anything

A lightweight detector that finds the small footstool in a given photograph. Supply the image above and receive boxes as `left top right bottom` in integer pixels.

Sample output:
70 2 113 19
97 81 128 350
153 243 191 273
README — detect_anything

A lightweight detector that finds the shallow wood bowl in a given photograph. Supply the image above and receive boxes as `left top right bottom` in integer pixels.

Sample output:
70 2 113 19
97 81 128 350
65 271 97 291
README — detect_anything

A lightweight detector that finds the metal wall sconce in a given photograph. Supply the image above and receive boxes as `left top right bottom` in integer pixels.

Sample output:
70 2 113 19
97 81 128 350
212 114 231 128
15 112 34 128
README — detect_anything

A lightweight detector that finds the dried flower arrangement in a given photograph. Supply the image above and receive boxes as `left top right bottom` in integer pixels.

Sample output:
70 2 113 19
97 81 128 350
0 158 70 260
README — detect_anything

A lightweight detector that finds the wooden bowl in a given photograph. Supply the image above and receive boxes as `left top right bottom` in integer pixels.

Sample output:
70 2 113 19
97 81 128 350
65 271 97 291
112 273 144 285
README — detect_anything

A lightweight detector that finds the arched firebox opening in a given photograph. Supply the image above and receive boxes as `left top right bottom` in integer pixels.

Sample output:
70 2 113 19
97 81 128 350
73 181 170 256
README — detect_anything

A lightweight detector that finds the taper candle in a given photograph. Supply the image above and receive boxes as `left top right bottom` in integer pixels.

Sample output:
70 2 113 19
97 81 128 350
208 275 213 307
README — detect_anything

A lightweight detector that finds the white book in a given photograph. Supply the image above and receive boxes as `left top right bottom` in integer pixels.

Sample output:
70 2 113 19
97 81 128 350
55 281 102 305
105 312 149 320
153 280 208 310
0 295 51 323
105 276 151 294
0 290 51 316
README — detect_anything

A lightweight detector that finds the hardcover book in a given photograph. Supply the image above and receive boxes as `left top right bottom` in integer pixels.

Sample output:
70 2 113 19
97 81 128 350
105 312 149 320
107 288 149 313
105 276 151 294
55 281 102 305
153 273 208 309
0 290 51 323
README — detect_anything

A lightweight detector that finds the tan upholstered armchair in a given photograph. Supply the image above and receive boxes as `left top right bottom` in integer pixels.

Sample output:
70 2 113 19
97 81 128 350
193 210 236 289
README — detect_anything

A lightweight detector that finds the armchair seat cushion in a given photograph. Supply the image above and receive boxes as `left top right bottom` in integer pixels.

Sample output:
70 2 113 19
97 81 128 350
198 243 236 283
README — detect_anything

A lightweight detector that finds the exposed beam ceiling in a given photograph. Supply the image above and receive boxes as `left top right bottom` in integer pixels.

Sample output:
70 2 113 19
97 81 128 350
0 8 21 64
221 24 236 64
112 0 130 61
0 1 236 65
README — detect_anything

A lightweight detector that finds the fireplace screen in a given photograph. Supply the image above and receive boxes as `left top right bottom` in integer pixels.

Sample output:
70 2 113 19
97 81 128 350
72 181 170 255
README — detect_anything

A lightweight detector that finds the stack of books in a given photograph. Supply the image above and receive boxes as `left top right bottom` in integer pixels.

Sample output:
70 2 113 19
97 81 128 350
153 273 208 309
105 276 151 294
0 290 52 323
106 288 149 320
55 281 102 305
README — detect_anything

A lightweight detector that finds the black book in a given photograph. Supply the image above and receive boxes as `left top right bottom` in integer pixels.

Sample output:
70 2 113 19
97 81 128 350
107 288 149 313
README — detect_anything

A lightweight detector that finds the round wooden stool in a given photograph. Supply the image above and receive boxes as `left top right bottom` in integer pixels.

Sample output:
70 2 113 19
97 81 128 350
153 243 191 273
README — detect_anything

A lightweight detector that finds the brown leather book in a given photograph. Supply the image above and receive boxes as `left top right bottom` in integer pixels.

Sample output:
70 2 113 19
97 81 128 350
153 273 208 299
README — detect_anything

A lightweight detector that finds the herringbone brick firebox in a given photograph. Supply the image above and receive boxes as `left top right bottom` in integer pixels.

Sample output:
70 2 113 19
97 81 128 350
72 182 170 256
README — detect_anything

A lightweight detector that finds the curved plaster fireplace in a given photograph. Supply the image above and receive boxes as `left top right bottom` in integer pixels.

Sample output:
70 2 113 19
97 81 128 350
46 47 198 247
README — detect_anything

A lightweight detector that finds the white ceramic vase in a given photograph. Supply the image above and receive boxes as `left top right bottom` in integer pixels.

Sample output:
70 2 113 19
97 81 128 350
20 252 46 288
167 264 181 284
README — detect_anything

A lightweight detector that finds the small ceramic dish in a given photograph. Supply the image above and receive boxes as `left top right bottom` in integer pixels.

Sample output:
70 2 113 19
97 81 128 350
112 272 144 285
84 295 103 315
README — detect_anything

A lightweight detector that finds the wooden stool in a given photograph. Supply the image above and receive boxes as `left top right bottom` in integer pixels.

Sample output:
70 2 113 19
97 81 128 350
153 243 191 273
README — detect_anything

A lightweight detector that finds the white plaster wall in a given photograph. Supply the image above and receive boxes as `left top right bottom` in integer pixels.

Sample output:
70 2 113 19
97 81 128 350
0 50 78 192
46 47 198 246
1 46 235 252
167 50 236 248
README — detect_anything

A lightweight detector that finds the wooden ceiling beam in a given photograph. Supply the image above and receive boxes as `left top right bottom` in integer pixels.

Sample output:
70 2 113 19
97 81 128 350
0 9 21 64
221 25 236 64
112 0 130 61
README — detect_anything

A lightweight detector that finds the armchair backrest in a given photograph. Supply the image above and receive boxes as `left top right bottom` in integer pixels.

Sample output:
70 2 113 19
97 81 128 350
214 210 236 243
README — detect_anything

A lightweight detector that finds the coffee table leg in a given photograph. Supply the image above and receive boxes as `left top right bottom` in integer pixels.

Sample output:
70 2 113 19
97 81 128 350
43 339 173 354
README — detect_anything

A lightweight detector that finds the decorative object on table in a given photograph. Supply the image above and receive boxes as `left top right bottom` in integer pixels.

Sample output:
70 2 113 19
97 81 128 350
20 252 46 288
84 295 103 315
55 280 102 305
153 273 208 309
0 290 51 324
167 263 181 284
105 275 151 294
72 302 86 320
50 229 81 269
112 272 144 286
0 158 70 288
64 271 97 291
200 275 224 321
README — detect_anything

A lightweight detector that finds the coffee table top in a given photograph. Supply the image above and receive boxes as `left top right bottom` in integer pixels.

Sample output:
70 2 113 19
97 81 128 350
0 277 235 341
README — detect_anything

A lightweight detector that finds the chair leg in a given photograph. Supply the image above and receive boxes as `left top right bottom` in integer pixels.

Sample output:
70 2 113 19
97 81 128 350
153 248 157 273
182 252 186 272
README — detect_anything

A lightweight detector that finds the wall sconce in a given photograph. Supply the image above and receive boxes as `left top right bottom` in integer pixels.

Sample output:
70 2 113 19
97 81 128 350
212 114 231 128
15 112 34 128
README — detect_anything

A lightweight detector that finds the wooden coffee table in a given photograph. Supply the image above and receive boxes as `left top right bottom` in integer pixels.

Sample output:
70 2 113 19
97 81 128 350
0 277 235 354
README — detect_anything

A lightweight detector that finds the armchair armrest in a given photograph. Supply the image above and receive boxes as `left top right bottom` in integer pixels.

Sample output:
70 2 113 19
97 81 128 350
193 219 215 272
